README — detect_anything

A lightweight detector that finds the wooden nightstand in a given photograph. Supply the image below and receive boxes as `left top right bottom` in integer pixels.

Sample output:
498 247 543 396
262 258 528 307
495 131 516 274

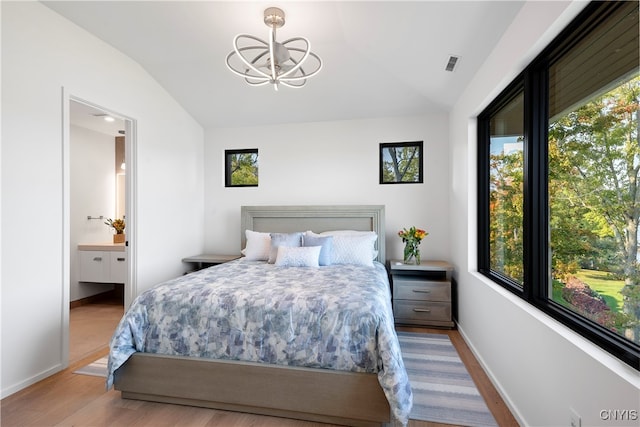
389 260 454 328
182 254 240 273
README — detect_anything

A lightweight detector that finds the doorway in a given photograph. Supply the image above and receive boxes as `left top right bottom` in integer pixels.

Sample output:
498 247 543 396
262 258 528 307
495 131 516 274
63 93 136 366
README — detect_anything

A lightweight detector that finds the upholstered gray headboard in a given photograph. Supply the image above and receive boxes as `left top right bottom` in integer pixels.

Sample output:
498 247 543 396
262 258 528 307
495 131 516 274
240 205 386 263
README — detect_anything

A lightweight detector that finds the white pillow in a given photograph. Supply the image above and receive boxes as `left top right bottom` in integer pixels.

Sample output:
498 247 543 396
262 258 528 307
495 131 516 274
319 230 378 265
275 246 321 267
242 229 271 261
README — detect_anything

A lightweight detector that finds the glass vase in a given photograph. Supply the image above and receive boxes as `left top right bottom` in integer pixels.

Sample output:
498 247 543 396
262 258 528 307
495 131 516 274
403 243 420 265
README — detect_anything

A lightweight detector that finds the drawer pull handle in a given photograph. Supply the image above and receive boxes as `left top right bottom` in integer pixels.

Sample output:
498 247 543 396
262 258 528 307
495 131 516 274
116 257 126 262
412 289 431 293
413 308 431 313
93 257 102 261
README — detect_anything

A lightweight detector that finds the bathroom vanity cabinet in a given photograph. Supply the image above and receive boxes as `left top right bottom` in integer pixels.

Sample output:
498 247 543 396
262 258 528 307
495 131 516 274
78 243 126 284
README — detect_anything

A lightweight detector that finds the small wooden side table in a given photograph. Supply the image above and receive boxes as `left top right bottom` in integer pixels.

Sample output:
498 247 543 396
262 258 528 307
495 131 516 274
182 254 240 273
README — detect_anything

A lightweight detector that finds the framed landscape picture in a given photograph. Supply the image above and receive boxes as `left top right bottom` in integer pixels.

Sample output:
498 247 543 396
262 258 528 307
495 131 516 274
225 148 258 187
379 141 423 184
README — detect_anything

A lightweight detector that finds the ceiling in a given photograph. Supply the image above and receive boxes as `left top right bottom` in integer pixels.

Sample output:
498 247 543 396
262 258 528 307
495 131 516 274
70 100 126 137
44 1 525 129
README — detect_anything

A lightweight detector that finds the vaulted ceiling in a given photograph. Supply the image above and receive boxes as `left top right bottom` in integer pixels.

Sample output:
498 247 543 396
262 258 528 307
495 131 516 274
44 1 524 129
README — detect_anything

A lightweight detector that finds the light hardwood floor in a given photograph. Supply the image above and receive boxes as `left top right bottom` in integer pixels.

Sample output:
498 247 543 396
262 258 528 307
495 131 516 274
2 301 518 427
69 299 124 364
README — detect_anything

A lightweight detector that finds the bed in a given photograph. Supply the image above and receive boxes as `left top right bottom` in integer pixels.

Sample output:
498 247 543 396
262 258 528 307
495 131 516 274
109 205 411 427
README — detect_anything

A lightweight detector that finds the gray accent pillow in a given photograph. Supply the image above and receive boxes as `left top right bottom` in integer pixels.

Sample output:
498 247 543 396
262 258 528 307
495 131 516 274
303 233 333 266
268 232 303 263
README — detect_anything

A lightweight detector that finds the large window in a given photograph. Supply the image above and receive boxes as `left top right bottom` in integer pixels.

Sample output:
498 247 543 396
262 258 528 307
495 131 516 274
478 1 639 368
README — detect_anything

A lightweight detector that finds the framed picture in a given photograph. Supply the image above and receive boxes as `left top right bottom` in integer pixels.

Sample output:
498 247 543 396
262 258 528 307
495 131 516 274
225 149 258 187
379 141 423 184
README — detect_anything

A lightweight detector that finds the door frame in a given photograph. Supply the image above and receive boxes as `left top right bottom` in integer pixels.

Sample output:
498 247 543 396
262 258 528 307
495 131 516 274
61 88 137 367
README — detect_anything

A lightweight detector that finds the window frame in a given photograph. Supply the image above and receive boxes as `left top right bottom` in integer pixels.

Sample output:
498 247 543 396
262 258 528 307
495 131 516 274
224 148 258 188
379 141 424 184
477 1 639 369
477 80 527 294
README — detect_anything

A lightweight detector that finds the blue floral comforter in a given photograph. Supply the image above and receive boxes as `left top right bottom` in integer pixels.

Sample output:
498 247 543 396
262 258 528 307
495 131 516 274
107 259 412 424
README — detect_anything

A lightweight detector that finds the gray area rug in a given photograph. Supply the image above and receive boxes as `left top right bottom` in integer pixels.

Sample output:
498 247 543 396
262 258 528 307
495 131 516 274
73 356 108 378
397 331 497 427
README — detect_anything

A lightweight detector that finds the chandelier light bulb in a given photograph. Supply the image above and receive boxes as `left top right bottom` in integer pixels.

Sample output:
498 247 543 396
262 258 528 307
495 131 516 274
226 7 322 90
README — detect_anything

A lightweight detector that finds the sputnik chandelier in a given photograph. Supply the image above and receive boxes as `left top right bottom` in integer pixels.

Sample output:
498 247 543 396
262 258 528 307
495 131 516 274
225 7 322 90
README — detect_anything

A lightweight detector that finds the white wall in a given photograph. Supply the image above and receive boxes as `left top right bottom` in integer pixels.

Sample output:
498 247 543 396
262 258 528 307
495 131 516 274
1 2 204 397
204 114 450 262
450 1 639 426
70 125 117 301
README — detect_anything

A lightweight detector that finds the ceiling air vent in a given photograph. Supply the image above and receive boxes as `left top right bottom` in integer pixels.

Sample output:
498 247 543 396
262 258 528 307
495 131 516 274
445 55 460 72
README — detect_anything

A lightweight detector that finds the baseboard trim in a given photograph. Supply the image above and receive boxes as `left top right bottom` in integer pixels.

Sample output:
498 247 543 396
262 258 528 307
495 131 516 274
456 324 525 426
70 287 123 309
1 362 63 399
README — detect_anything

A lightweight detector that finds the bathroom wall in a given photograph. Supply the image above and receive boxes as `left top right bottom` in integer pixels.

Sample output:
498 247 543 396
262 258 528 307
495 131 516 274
70 124 117 301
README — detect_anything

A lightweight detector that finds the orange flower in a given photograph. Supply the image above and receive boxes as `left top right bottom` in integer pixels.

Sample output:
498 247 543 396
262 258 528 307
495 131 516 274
398 226 428 244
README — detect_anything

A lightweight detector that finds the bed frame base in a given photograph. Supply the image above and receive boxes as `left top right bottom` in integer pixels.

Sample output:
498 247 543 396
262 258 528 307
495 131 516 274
114 353 392 427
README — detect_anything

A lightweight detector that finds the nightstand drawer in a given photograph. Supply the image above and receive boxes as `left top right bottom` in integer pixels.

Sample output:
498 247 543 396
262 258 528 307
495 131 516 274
393 278 451 302
393 300 452 325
